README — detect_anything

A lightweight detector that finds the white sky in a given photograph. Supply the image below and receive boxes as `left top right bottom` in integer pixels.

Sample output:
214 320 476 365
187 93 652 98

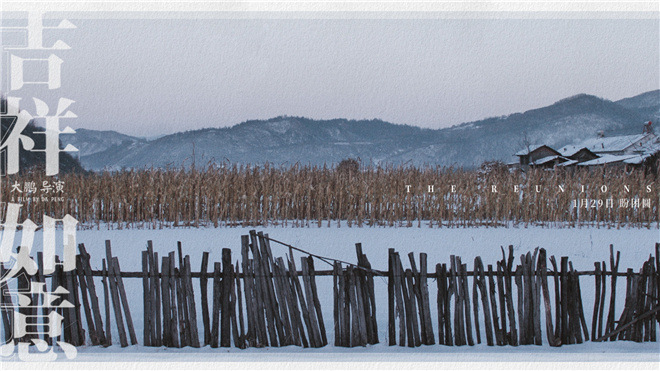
3 16 659 137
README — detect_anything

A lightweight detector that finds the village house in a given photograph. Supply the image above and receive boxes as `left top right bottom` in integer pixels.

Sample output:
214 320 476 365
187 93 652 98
512 122 659 170
513 144 562 169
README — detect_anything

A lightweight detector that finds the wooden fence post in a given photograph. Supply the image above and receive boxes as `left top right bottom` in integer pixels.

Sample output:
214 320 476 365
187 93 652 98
606 246 621 341
17 235 659 351
538 249 559 346
388 249 396 346
211 262 221 348
184 255 200 347
161 255 171 347
474 257 493 346
560 256 569 345
101 259 112 347
333 261 342 346
75 255 96 345
142 250 151 346
358 244 378 345
105 241 128 347
168 252 180 348
487 264 502 346
502 247 517 346
392 252 405 346
200 251 210 346
112 257 138 345
419 253 434 345
221 248 232 347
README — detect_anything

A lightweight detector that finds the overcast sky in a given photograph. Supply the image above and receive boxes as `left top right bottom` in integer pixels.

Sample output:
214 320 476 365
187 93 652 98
4 16 659 137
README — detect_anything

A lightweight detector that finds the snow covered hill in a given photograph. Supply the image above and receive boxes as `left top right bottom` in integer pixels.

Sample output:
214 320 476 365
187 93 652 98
63 90 658 171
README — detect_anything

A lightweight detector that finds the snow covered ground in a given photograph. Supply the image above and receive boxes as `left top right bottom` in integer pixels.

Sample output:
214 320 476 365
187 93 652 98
2 225 659 366
72 225 659 272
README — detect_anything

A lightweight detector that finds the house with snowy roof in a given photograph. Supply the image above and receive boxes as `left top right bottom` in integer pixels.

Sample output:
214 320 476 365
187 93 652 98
555 146 599 168
576 133 654 155
574 131 659 167
513 122 659 170
514 144 562 169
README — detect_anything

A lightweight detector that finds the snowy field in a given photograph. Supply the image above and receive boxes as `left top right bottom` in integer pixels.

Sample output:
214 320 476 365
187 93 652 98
2 225 660 366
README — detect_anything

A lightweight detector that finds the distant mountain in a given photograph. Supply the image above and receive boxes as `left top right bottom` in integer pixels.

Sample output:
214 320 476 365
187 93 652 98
615 89 660 124
409 93 649 166
66 128 146 157
65 128 148 170
78 118 435 170
62 90 658 170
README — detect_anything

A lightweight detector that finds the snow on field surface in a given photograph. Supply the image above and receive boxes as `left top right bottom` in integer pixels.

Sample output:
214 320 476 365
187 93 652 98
74 225 659 273
2 225 660 363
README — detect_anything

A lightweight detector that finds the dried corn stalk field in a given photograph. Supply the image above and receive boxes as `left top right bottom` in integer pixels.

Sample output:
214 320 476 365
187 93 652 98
1 164 657 228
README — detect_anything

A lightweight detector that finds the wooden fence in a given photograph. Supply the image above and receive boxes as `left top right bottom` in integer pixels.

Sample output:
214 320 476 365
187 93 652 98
0 231 658 349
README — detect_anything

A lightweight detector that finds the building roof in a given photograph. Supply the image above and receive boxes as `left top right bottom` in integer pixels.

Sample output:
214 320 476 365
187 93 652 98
638 136 660 153
557 145 598 158
623 153 655 165
557 145 582 157
515 144 559 156
557 159 578 167
512 132 659 167
577 154 638 166
574 134 649 153
530 155 568 166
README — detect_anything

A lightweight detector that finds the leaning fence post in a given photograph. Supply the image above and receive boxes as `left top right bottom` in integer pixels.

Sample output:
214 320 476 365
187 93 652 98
388 249 396 346
113 257 138 345
105 241 128 347
101 259 112 347
75 255 97 345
